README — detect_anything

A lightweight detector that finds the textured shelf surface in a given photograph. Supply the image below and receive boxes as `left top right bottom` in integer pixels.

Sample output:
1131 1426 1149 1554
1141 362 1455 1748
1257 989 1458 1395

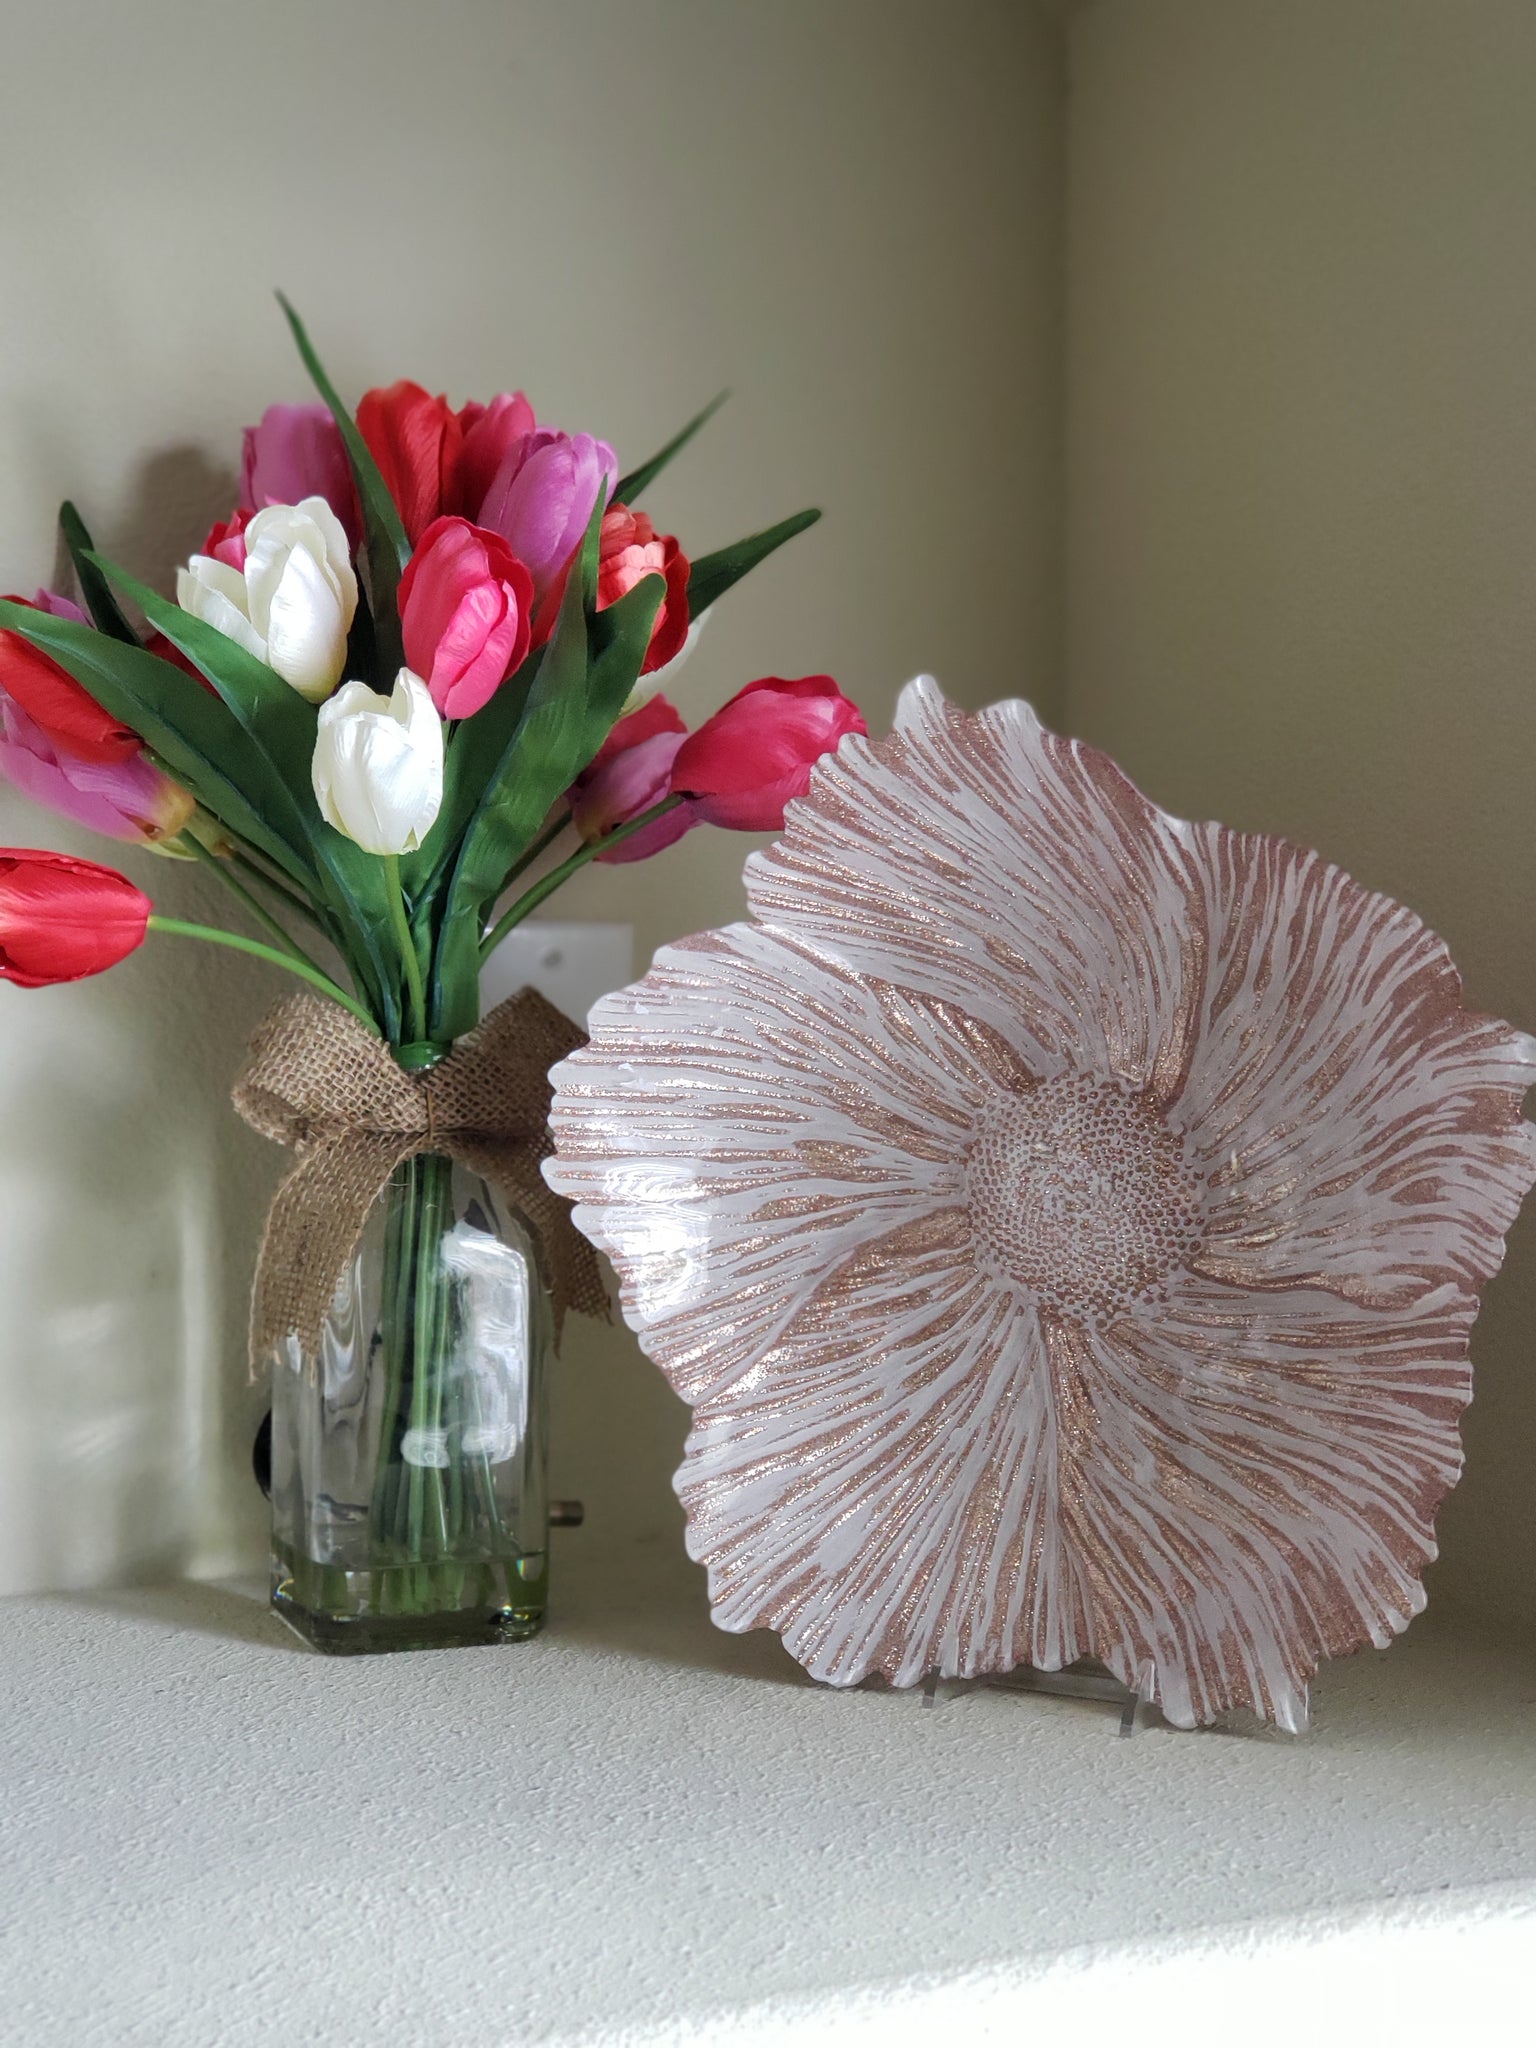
2 1532 1533 2046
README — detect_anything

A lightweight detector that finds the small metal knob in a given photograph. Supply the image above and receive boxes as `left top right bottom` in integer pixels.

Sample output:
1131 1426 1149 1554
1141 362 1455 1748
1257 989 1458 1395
549 1500 585 1527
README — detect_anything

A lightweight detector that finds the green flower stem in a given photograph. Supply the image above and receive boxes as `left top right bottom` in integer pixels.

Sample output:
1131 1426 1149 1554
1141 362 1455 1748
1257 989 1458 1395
145 917 381 1033
184 835 325 971
478 796 684 963
229 851 327 932
369 1164 416 1607
383 853 427 1044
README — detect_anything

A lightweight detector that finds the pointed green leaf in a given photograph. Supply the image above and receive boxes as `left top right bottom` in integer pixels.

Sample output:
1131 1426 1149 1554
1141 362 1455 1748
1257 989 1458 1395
58 503 141 646
685 506 821 616
614 391 729 505
398 641 543 904
580 467 610 611
85 552 314 773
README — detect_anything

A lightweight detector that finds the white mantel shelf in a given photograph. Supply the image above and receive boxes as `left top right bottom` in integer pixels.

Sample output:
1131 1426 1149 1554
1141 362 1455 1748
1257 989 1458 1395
3 1533 1533 2047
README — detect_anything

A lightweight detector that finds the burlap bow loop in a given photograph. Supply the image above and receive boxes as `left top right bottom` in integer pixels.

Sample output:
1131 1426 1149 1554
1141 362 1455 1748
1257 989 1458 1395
233 989 609 1376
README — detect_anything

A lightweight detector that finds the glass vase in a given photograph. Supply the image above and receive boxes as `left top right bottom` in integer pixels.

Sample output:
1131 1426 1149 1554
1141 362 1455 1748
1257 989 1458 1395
268 1151 553 1653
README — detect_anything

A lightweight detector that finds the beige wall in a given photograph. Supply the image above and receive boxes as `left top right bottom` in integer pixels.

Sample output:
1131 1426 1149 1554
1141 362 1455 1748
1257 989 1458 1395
1067 0 1536 1631
0 0 1064 1592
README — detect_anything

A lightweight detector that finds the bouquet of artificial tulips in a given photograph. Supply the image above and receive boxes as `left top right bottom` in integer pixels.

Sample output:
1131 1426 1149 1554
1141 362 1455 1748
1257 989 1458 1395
0 298 865 1652
0 298 862 1037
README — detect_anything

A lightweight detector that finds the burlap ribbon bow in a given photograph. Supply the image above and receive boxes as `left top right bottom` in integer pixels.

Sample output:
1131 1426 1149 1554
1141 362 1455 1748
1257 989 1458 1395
232 989 609 1375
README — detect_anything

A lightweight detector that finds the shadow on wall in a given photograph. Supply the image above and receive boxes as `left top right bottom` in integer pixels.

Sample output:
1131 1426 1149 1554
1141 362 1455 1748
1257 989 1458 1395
0 445 276 1597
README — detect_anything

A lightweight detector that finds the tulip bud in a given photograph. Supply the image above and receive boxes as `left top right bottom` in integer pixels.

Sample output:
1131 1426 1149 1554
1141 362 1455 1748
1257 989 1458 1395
0 592 141 763
595 506 690 674
0 697 194 845
0 847 151 986
569 696 696 864
241 404 361 548
476 428 617 601
398 516 534 719
176 496 357 703
670 675 867 832
311 670 444 856
357 381 463 545
0 591 196 844
453 392 537 522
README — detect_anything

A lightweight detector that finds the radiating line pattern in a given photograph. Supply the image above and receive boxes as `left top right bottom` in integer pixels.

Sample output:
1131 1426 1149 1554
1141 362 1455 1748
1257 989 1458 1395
544 677 1536 1728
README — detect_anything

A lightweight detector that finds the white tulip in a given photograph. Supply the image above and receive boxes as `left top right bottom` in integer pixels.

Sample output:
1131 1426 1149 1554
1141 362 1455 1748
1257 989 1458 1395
176 496 358 703
312 670 444 856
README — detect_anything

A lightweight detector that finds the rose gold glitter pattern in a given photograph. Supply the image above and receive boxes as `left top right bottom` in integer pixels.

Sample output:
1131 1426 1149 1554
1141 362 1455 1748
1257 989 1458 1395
966 1075 1204 1322
544 678 1536 1729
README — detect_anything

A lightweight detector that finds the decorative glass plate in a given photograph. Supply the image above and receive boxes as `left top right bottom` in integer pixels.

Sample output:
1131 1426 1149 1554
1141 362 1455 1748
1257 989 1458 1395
545 678 1536 1729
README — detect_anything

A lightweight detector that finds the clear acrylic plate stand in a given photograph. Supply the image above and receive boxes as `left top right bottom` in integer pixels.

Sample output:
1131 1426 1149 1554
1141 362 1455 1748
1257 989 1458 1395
918 1659 1158 1737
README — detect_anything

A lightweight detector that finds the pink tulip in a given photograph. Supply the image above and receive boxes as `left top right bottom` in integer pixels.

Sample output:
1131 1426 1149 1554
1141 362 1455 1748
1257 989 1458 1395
476 429 618 604
241 404 361 548
670 676 867 831
397 516 534 719
0 697 193 844
454 393 538 522
569 696 697 864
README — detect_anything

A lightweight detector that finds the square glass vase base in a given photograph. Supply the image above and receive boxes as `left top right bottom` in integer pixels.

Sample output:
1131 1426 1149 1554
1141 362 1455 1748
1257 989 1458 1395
270 1546 548 1655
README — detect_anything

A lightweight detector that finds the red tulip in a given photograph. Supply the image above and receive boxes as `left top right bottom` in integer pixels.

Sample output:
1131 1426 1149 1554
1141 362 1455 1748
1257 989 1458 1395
398 517 534 719
0 848 151 987
0 593 140 765
454 392 538 523
569 695 696 863
669 675 866 832
357 381 464 545
198 508 250 572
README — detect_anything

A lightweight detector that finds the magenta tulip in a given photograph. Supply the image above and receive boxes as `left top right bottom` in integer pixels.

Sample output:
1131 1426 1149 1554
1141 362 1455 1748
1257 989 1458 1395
476 429 618 602
241 404 361 548
397 517 535 719
569 696 697 863
670 676 867 832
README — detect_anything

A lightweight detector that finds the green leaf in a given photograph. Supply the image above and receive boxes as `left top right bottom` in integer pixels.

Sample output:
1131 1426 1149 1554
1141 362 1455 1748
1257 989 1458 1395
398 641 543 905
614 391 729 504
58 503 141 646
85 552 314 776
685 506 821 615
276 292 409 678
84 551 402 1031
427 565 666 1039
0 597 314 890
